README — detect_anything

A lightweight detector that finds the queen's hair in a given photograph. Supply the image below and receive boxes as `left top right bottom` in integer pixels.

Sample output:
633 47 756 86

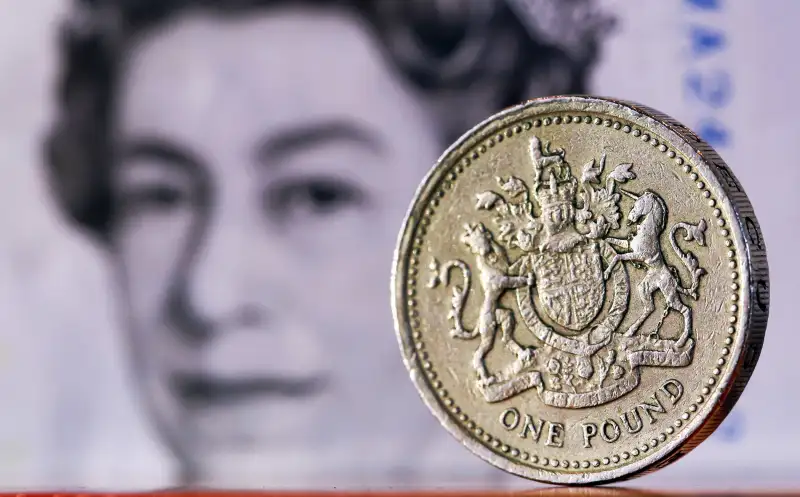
44 0 614 239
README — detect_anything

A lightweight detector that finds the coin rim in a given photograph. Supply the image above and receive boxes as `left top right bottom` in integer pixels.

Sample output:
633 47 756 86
391 95 769 485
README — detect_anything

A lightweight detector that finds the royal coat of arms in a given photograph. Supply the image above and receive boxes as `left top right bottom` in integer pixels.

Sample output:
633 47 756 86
428 136 708 408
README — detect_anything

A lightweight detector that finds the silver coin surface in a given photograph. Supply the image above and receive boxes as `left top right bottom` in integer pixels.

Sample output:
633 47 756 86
392 96 769 484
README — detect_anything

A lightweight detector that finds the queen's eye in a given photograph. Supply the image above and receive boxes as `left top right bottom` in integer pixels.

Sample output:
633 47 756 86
263 176 366 223
115 139 202 219
120 183 189 214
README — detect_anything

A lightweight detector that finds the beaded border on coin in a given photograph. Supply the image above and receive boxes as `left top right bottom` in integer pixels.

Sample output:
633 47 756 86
392 96 769 485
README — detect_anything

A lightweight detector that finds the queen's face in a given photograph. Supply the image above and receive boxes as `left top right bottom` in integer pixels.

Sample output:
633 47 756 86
111 6 446 483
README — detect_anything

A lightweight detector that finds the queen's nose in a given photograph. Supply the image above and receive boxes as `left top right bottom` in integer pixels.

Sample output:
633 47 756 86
173 193 281 340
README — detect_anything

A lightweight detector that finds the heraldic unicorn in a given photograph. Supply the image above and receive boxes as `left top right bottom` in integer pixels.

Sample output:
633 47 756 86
428 136 708 408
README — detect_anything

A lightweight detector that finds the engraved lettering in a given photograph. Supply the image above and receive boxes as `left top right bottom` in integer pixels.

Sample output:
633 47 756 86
714 163 741 191
585 381 683 446
745 217 763 250
601 419 621 443
545 422 565 448
744 345 760 370
500 408 520 431
755 279 769 312
660 379 684 405
638 394 667 424
621 409 643 434
581 423 598 448
519 415 544 442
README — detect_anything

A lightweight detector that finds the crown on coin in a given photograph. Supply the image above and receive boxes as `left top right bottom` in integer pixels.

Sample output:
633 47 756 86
530 136 577 209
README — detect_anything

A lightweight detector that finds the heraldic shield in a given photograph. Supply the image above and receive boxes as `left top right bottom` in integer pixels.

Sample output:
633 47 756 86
530 242 605 332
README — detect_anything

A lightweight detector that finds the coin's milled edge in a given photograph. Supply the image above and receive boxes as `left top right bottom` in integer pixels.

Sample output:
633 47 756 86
390 95 769 485
606 98 770 479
